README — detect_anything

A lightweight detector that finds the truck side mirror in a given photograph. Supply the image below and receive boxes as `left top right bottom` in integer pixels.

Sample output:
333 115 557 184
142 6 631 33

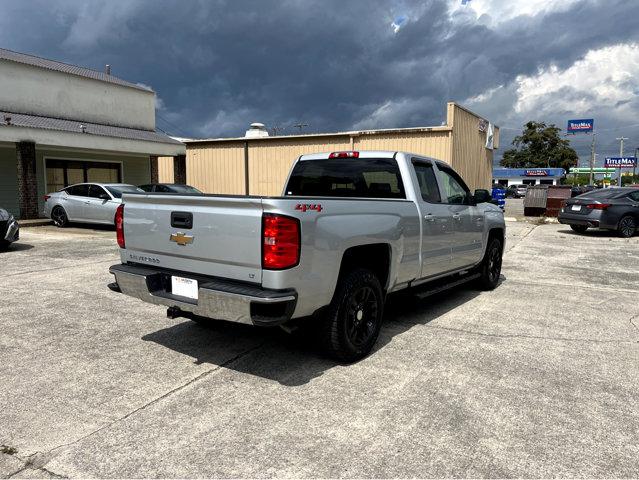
474 189 492 204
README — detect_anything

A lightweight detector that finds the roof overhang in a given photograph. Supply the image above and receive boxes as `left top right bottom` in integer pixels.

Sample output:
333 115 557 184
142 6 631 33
0 125 185 156
185 125 453 145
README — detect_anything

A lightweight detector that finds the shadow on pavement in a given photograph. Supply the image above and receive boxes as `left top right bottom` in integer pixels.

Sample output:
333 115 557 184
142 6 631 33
67 222 116 232
141 277 498 387
1 242 34 252
557 228 626 238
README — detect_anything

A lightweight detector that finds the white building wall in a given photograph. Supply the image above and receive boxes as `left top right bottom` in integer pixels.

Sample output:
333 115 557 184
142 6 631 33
494 177 560 186
0 60 155 130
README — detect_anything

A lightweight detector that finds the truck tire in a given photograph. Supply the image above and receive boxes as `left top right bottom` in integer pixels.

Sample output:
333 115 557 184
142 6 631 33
476 237 503 291
570 224 588 234
618 215 636 238
320 268 384 363
52 206 69 228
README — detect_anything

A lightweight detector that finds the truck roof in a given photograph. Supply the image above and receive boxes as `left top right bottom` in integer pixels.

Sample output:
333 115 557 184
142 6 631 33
298 150 397 161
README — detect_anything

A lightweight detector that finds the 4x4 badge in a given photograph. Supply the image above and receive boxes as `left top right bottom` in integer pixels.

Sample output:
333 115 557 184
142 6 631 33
170 232 194 246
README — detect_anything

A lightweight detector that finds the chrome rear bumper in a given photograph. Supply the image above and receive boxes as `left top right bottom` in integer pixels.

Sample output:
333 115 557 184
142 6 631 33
109 264 297 326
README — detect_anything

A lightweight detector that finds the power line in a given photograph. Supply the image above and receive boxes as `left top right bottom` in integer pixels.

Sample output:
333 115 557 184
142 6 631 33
156 112 190 137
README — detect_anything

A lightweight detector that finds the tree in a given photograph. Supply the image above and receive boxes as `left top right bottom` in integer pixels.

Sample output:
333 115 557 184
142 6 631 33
500 121 579 171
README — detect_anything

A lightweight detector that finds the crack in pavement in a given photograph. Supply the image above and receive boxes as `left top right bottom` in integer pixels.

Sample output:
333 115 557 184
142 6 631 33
27 340 267 474
4 449 67 479
424 324 637 345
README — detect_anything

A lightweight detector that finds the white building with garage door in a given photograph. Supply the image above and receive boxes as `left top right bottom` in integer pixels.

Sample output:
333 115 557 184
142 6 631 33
0 47 185 219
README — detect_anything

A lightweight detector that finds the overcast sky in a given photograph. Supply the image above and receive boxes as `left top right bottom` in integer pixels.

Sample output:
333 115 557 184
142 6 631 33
1 0 638 165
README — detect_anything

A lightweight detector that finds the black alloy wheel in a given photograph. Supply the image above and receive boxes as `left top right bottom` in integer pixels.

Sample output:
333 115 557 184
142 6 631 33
618 215 637 238
52 207 68 228
477 237 503 291
320 268 384 362
345 285 379 348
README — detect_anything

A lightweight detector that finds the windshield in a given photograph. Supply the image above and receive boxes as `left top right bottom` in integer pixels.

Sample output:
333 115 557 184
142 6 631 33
168 185 203 194
105 185 144 198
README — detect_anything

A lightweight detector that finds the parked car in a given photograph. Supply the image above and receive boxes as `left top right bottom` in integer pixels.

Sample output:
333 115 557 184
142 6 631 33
507 184 528 198
0 208 19 250
138 183 203 194
559 187 639 237
109 150 506 362
570 185 597 197
44 183 144 228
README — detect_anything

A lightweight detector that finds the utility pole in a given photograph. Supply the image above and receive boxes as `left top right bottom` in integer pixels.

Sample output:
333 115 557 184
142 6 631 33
616 137 628 186
588 132 596 185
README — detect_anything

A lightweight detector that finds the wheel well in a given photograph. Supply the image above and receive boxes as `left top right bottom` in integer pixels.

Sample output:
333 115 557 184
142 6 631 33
488 228 505 251
338 244 391 290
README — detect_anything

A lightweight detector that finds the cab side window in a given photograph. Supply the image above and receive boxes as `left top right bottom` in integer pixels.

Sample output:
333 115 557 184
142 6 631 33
412 161 441 203
437 166 470 204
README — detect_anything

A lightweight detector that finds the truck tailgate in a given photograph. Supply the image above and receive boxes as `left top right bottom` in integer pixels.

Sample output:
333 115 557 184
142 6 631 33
121 194 264 283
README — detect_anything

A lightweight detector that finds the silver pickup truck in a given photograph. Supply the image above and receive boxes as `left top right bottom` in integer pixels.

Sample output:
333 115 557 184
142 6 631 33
109 151 505 361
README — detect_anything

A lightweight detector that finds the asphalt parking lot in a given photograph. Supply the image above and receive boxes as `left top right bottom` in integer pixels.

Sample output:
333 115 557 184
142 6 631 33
1 222 638 478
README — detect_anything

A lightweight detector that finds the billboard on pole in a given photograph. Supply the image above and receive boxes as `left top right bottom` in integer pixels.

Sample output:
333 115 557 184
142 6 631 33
604 157 637 168
567 119 594 134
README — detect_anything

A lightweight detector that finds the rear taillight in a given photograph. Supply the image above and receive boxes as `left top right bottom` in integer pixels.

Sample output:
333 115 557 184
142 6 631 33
262 214 300 270
329 151 359 158
586 203 610 210
43 195 50 202
115 204 125 248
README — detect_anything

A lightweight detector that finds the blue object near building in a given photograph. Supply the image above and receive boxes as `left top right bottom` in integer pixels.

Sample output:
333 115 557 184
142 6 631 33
491 187 506 210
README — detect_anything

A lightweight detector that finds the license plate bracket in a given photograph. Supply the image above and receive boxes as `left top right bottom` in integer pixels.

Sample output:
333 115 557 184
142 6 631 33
171 276 198 300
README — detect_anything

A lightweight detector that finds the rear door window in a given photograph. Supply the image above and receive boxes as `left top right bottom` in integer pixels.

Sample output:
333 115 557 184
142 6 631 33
66 184 89 197
285 158 405 199
412 160 441 203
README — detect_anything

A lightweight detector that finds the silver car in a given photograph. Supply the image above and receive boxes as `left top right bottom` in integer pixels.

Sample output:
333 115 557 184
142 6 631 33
44 183 143 227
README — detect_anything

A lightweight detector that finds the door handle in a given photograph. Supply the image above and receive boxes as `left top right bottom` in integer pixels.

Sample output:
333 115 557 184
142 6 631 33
84 201 91 204
424 214 435 222
452 214 461 220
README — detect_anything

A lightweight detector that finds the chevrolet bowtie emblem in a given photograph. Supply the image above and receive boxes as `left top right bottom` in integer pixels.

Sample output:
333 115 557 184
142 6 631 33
170 232 194 246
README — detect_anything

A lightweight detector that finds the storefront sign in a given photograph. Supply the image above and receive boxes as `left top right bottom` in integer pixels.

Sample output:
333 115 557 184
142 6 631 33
525 169 549 176
604 157 637 168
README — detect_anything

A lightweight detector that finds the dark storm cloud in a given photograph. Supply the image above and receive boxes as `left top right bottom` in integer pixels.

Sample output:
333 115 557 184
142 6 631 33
0 0 637 156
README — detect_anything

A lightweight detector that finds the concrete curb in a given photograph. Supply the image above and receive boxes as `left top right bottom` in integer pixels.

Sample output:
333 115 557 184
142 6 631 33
19 219 53 228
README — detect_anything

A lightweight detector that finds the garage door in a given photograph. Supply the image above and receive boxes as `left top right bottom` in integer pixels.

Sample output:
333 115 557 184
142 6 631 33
46 159 122 193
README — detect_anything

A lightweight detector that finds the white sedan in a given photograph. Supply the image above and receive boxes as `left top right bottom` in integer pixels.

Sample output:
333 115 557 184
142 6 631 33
44 183 143 227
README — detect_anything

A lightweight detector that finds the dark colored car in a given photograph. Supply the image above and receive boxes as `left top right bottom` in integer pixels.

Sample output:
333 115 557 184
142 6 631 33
570 185 597 197
0 208 19 250
558 187 639 237
138 183 203 194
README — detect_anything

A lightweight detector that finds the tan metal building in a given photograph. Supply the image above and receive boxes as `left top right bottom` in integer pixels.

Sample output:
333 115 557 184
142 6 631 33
158 103 499 195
